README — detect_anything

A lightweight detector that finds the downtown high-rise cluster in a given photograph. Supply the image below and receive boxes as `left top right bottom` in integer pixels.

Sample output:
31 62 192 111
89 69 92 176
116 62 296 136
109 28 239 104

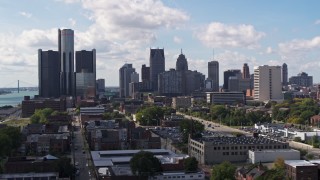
38 29 96 99
119 48 295 102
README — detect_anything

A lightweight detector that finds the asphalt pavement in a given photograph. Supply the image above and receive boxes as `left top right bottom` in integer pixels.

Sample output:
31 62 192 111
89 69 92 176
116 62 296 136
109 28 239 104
72 117 94 180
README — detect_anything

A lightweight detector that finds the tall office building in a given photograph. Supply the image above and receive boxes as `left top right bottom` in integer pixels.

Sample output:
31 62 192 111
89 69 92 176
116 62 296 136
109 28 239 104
59 29 74 96
282 63 288 86
119 64 136 97
75 49 96 99
176 51 188 71
141 64 150 82
96 79 105 92
75 50 96 73
149 48 165 91
129 72 140 97
208 61 219 91
38 49 60 98
254 65 283 101
223 70 241 90
242 63 250 79
289 72 313 87
159 52 204 96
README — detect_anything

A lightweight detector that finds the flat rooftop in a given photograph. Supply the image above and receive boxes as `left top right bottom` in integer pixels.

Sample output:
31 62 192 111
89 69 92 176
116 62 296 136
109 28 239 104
91 149 188 168
285 160 317 168
249 149 299 153
195 136 285 145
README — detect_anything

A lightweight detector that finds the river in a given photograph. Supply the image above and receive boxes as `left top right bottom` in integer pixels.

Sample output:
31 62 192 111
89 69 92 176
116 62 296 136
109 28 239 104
0 91 38 107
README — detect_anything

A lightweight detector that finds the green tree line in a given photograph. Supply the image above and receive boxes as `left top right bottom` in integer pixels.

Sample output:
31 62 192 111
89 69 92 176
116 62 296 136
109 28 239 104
135 106 175 126
0 126 22 157
272 98 319 124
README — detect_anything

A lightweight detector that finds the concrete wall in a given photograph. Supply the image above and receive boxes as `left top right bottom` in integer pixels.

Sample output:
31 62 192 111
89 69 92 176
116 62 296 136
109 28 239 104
249 149 300 164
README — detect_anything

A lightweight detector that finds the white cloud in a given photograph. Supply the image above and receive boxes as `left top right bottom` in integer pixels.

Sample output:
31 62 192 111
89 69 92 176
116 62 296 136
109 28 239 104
18 29 57 48
196 22 265 49
216 50 258 69
278 36 320 54
173 36 182 44
55 0 80 4
19 11 32 18
0 0 190 86
68 18 76 27
314 19 320 25
266 46 274 54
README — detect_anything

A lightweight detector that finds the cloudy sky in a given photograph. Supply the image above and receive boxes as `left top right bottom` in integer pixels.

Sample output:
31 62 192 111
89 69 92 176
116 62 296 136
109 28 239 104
0 0 320 88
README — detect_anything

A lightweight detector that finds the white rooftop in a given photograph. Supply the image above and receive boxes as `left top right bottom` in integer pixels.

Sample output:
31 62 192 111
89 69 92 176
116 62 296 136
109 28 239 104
285 160 317 168
91 149 188 168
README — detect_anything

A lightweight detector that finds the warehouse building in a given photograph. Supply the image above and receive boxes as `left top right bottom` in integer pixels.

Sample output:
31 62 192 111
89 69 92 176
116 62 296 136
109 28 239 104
188 136 289 164
249 149 300 164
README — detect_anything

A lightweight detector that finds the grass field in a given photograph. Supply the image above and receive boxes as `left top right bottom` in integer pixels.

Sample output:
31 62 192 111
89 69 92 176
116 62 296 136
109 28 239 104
3 118 30 127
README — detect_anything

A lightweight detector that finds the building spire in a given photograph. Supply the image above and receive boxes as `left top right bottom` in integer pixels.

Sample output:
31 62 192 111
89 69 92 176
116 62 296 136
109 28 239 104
181 48 183 54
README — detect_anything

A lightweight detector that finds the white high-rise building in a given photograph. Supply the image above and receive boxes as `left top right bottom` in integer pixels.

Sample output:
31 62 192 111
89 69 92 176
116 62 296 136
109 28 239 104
119 64 136 97
254 65 283 101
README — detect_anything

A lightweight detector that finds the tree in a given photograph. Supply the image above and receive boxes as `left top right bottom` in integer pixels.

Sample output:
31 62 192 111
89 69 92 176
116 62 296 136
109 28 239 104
184 157 198 172
54 157 74 178
273 157 285 170
136 106 165 126
1 126 21 149
30 108 54 124
130 151 162 176
179 119 204 143
211 161 236 180
0 133 12 157
0 126 21 157
210 105 228 120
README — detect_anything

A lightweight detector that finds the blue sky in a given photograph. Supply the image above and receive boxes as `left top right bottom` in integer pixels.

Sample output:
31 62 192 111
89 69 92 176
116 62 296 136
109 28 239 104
0 0 320 87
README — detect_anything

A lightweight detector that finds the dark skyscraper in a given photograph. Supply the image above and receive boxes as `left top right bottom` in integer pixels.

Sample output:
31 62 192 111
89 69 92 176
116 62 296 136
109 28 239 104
242 63 250 79
38 49 60 98
141 64 150 82
75 49 96 98
176 50 188 71
223 69 241 90
208 61 219 91
282 63 288 86
59 29 74 96
75 50 96 73
149 48 165 91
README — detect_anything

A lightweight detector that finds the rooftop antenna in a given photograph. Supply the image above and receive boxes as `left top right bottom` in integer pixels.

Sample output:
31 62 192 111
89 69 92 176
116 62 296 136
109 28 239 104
181 48 183 54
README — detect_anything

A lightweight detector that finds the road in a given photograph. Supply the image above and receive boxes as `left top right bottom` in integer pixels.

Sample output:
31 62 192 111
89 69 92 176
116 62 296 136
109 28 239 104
72 116 95 180
177 112 250 135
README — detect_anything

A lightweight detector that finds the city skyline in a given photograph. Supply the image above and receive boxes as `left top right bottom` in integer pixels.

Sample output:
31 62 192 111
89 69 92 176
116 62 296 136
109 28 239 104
0 0 320 88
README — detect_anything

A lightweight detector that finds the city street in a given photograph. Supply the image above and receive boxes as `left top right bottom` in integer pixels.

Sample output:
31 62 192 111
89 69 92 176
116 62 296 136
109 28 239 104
178 112 250 135
72 117 94 180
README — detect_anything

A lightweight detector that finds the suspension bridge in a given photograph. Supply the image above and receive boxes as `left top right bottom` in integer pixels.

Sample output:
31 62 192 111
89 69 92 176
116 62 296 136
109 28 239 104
0 80 38 92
